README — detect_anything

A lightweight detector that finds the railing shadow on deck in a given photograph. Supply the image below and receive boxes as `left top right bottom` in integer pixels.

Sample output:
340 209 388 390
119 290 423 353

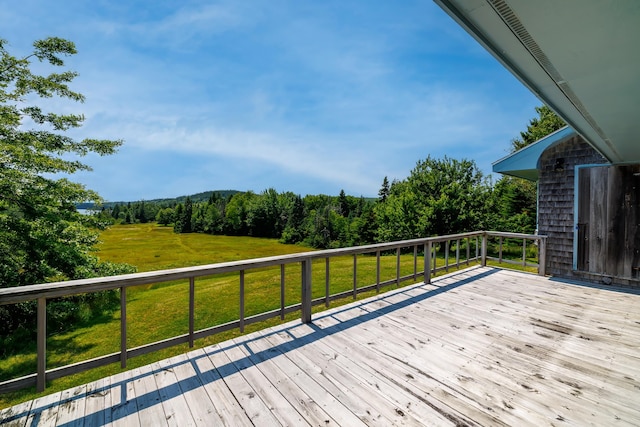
2 267 500 426
0 230 546 396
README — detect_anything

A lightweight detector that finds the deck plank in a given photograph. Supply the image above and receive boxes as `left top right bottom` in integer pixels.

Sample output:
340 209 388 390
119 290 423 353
54 384 87 426
311 305 517 426
169 353 223 425
231 335 345 426
303 317 470 426
187 348 254 426
83 376 112 427
204 343 282 426
0 396 32 427
259 327 401 426
221 338 309 426
2 266 640 426
152 356 197 427
109 368 141 427
131 363 166 426
25 391 62 427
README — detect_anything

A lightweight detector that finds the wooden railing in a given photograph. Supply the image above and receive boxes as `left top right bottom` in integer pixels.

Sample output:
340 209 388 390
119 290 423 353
0 231 546 393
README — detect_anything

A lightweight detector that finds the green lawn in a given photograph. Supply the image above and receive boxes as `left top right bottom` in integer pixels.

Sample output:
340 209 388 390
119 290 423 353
0 225 417 407
0 224 535 408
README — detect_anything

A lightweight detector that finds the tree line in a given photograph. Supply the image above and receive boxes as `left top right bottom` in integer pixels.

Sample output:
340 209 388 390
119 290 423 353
96 154 539 249
98 105 562 248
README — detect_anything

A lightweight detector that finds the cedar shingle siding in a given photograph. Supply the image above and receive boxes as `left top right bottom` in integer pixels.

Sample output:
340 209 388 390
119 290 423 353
537 135 606 277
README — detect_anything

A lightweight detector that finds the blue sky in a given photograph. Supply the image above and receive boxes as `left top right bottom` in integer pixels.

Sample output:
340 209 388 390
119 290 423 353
3 0 540 201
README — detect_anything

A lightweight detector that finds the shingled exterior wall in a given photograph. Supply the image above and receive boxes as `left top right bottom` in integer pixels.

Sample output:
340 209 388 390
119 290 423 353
537 135 606 277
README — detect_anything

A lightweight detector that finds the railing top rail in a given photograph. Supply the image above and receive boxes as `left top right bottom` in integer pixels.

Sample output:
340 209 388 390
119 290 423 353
0 230 545 305
486 231 547 240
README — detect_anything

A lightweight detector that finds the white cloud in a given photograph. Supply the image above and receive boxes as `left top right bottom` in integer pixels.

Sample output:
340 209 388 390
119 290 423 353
2 0 541 200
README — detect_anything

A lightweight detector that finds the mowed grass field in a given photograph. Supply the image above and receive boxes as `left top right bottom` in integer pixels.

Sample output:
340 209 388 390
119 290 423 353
1 223 444 408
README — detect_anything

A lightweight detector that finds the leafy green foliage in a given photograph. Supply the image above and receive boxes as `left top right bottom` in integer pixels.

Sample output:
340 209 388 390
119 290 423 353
0 37 135 353
488 176 537 234
491 104 566 233
376 156 490 241
1 37 134 286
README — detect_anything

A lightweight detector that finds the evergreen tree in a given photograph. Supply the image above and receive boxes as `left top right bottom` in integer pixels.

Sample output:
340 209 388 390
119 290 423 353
511 105 565 151
181 197 193 233
378 176 390 202
339 189 349 216
173 204 184 233
138 201 147 223
110 204 120 220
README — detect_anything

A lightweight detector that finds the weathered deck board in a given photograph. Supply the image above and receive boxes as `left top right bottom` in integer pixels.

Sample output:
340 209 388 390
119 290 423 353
2 266 640 426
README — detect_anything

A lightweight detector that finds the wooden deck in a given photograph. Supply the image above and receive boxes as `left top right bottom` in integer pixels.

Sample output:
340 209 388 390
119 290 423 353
2 266 640 426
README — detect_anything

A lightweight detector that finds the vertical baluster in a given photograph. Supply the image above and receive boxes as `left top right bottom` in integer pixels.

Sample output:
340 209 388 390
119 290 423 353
481 234 488 267
466 237 470 265
538 237 547 276
376 250 381 293
413 245 418 280
523 239 527 267
281 264 286 319
445 240 450 272
120 287 127 369
37 297 46 392
353 254 357 300
433 243 437 274
425 242 432 284
456 239 460 268
396 248 401 287
325 258 330 307
239 270 245 333
301 259 312 323
189 277 195 347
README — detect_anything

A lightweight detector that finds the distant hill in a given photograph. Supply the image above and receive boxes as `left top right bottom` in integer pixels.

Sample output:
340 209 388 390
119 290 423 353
76 190 241 210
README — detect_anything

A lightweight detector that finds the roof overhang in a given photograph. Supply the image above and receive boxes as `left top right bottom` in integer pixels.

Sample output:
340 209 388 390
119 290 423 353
492 126 576 181
434 0 640 164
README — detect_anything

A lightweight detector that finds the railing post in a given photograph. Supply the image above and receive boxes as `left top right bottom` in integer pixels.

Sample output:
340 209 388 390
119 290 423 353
522 239 527 267
481 233 488 267
37 297 46 392
120 287 127 368
538 236 547 276
425 242 432 284
301 258 312 323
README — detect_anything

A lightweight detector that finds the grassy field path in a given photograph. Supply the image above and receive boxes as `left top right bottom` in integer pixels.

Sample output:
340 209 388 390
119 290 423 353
97 223 312 272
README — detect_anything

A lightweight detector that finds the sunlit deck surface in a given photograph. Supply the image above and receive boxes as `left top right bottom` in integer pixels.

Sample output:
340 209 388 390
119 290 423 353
2 266 640 426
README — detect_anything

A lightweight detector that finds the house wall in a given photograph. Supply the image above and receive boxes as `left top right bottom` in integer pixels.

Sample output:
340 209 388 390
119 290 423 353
537 135 606 278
